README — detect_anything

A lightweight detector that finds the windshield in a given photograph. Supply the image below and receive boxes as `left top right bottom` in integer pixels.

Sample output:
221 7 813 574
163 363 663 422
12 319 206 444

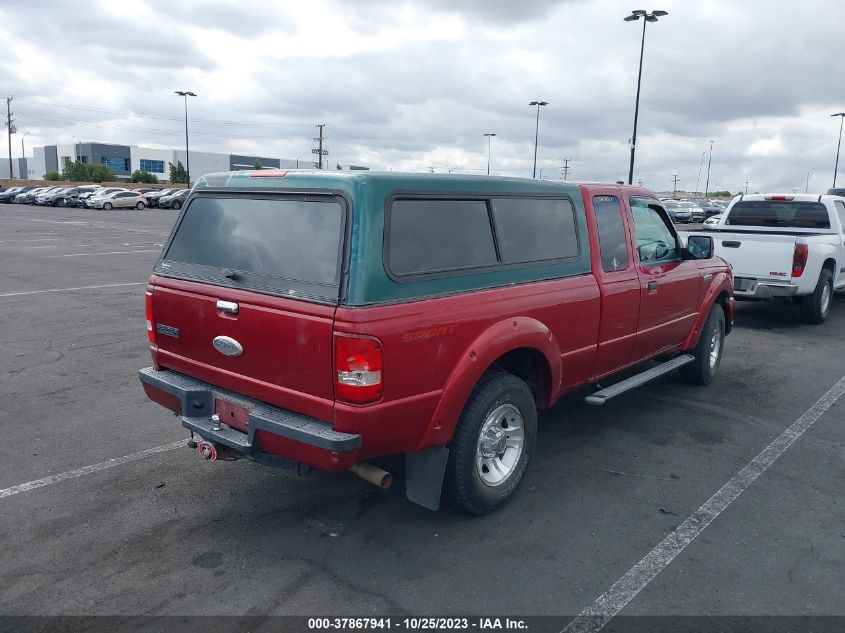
727 201 830 229
159 195 346 302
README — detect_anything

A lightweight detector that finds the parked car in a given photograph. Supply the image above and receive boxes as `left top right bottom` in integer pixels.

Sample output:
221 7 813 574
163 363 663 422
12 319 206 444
827 188 845 196
139 172 734 515
694 199 724 219
158 189 189 209
16 187 50 204
62 185 102 207
43 187 79 206
0 186 32 203
698 193 845 323
134 188 159 194
145 188 179 208
89 190 148 210
84 188 126 208
34 187 66 205
664 200 692 223
702 213 722 229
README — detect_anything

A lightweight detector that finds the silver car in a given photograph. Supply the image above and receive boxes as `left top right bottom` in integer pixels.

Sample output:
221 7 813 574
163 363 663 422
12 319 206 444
85 188 127 208
90 190 148 210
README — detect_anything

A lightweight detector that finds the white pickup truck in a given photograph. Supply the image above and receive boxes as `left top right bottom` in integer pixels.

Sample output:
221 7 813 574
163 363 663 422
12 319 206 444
701 193 845 323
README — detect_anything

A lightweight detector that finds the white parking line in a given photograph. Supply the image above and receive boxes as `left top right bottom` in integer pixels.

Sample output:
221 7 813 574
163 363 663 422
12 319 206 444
47 249 160 258
564 374 845 633
0 441 186 500
12 217 170 236
0 282 145 298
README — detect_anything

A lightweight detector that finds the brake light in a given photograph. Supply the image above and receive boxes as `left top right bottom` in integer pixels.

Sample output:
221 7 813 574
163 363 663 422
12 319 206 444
765 195 794 201
335 335 383 404
792 243 809 277
145 291 156 344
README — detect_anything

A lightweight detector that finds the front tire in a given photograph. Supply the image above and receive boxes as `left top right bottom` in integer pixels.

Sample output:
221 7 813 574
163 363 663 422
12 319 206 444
443 373 537 515
799 268 833 324
172 200 182 210
103 202 113 211
680 303 725 385
136 201 145 210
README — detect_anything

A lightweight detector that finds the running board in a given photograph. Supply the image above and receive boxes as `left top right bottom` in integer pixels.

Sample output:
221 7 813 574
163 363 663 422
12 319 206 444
585 354 695 406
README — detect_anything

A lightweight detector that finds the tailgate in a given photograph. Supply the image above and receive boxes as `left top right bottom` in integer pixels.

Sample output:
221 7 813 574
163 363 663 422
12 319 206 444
148 191 348 421
711 232 797 281
150 279 336 420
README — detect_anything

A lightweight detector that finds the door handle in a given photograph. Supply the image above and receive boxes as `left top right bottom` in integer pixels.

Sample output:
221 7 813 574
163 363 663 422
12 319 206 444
647 281 658 294
216 300 239 314
722 241 741 248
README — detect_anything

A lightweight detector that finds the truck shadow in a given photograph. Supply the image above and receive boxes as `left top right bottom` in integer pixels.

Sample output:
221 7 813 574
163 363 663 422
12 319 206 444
732 292 845 330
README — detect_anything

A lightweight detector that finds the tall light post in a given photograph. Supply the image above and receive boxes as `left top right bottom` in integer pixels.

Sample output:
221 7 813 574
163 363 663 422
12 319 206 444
704 139 714 198
21 132 29 178
831 112 845 188
623 9 668 184
484 133 496 175
529 101 548 178
175 91 197 183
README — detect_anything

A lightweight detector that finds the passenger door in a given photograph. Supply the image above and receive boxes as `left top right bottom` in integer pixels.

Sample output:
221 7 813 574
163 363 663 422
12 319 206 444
628 197 702 361
587 192 641 378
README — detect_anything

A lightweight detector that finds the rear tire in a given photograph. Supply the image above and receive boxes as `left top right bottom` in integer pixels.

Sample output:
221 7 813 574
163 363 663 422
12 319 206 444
799 268 833 324
136 201 145 210
172 200 182 210
443 373 537 515
680 303 725 386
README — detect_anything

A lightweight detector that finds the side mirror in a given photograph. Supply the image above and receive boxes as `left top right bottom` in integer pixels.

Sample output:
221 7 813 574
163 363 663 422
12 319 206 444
684 235 714 259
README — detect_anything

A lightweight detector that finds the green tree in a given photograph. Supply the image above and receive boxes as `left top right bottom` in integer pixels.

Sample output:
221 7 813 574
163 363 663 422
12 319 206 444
708 190 733 198
253 159 262 170
169 161 188 184
85 164 116 183
44 171 62 181
61 160 88 181
131 170 159 184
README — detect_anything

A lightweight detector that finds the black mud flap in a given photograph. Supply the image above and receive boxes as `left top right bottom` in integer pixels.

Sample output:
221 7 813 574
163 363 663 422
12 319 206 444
405 446 449 511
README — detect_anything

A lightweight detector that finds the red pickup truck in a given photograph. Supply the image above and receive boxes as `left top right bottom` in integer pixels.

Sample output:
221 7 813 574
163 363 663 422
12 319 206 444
140 172 734 515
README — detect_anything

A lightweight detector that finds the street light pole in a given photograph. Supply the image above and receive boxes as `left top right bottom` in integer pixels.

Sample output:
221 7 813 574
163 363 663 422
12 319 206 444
704 140 714 198
831 112 845 188
175 91 197 183
529 101 548 178
624 9 667 185
21 132 29 178
484 133 496 175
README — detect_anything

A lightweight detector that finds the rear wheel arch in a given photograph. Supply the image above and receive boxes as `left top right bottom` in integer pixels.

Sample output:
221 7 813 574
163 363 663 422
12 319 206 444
419 318 561 450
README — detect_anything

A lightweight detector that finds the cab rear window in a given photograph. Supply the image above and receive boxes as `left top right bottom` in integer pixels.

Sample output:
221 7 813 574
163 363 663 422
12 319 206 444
727 201 830 229
159 195 346 302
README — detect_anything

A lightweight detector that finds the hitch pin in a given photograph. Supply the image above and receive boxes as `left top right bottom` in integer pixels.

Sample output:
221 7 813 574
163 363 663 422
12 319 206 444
211 413 222 431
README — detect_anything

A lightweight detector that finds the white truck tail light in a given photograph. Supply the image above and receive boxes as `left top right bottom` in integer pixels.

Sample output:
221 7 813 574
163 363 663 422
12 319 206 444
792 243 809 277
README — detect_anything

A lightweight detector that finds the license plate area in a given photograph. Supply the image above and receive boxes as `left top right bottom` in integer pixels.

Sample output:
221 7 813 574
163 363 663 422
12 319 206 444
215 398 250 433
734 277 754 292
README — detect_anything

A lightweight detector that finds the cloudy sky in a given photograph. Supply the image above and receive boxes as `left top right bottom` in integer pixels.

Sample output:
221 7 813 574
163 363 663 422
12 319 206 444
0 0 842 193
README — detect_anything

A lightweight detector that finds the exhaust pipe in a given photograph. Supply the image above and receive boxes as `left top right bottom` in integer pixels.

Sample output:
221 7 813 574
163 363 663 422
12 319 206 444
349 462 393 489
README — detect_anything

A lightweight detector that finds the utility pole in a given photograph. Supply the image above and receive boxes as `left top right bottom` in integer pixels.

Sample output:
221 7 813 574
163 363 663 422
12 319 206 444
805 171 810 193
744 181 750 195
5 96 15 179
313 124 327 169
562 158 571 180
672 173 679 198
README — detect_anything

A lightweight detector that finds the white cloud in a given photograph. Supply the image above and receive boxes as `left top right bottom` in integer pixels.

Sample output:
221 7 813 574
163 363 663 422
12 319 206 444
0 0 842 193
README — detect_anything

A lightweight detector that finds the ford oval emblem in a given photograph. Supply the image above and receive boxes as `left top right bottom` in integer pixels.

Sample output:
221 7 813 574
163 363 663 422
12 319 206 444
212 336 243 358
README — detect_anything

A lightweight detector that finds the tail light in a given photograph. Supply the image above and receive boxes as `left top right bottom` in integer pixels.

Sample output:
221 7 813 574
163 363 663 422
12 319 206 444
792 243 809 277
145 291 156 344
334 335 383 404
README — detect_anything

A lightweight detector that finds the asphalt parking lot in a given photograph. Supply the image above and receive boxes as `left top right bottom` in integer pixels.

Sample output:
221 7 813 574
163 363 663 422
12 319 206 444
1 204 843 623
